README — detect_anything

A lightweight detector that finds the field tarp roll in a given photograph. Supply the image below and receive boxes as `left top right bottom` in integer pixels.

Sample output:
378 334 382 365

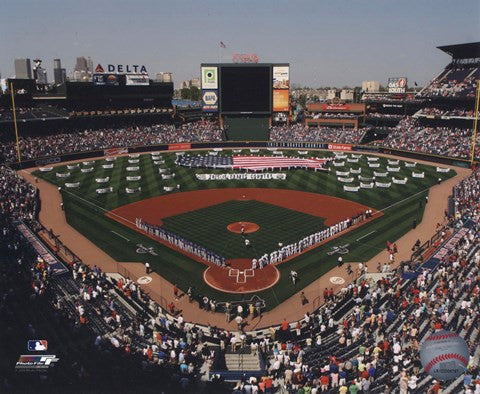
344 185 360 192
65 182 80 188
56 172 70 178
96 187 113 194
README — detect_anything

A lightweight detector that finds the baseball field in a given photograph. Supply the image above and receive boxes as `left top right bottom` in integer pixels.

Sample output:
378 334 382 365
33 149 455 310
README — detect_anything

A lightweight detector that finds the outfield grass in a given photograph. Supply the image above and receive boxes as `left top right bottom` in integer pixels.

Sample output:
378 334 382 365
34 149 455 309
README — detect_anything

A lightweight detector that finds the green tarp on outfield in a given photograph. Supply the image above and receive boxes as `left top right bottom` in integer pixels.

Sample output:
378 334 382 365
223 116 270 141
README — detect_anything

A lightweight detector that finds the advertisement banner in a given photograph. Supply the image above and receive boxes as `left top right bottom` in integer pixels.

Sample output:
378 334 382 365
104 148 127 156
273 66 289 89
201 67 218 89
125 74 150 86
168 143 191 151
273 90 289 112
388 77 407 93
322 104 351 111
328 143 352 151
201 89 219 112
93 73 122 86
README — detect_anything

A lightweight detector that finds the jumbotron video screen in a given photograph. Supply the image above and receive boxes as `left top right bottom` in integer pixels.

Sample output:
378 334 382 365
220 66 271 113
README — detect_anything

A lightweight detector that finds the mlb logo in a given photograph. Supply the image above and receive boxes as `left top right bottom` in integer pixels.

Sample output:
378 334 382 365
28 340 48 351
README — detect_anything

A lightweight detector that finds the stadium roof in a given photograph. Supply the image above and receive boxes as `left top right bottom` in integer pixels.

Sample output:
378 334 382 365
437 42 480 59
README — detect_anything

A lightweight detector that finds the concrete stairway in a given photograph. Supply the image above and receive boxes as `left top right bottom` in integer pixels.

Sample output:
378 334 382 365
225 352 261 371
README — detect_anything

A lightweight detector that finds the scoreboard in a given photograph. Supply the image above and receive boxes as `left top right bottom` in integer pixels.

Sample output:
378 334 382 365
201 63 289 115
221 66 271 113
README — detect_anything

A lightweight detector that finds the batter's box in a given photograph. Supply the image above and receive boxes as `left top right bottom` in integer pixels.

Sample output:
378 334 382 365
228 268 254 283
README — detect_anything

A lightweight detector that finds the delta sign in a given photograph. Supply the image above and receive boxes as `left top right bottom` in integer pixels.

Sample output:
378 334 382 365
95 64 148 74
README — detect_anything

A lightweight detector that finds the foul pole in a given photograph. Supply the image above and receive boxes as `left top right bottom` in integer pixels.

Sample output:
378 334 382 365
471 80 480 165
9 82 22 163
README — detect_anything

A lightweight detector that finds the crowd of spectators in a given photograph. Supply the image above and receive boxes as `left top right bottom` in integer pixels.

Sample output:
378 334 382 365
0 121 222 163
366 113 405 120
270 125 367 145
0 165 37 221
419 64 480 99
416 107 479 119
1 121 480 391
373 118 478 159
0 164 233 392
241 167 479 393
361 93 421 103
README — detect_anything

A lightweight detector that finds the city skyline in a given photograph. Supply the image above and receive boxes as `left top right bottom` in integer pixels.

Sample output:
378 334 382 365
1 0 478 87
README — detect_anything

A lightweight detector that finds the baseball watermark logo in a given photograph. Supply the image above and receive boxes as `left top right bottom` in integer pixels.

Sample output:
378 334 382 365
15 355 59 373
27 340 48 351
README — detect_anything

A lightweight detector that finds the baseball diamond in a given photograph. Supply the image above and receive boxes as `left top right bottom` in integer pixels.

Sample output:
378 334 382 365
2 7 480 392
33 149 455 309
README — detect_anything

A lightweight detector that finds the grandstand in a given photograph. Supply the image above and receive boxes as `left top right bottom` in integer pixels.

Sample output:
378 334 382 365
0 40 479 394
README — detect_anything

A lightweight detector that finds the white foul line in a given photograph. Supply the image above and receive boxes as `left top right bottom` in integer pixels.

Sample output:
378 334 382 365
111 231 130 242
356 230 376 242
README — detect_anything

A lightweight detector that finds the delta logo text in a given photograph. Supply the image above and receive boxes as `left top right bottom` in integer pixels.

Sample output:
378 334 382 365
15 355 59 373
95 63 147 74
28 340 48 351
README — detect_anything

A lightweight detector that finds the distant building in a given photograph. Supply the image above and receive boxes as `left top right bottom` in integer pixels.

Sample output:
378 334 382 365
340 89 354 102
155 72 173 83
326 89 337 100
72 70 87 81
181 78 201 89
14 58 32 79
36 68 48 84
190 78 201 89
362 81 380 92
53 58 66 85
86 56 93 75
32 59 48 85
75 56 88 72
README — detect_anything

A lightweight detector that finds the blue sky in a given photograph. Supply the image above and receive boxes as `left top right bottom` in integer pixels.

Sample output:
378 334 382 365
1 0 478 87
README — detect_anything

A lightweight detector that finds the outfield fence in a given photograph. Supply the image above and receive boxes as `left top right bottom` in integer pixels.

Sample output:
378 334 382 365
8 140 474 170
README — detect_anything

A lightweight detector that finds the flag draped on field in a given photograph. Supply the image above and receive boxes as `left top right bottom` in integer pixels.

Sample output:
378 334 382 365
176 155 328 171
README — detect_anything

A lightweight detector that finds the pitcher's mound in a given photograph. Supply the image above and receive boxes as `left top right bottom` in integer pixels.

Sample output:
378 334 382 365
227 222 260 234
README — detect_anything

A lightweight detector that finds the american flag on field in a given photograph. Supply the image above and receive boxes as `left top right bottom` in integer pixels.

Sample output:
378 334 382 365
232 156 327 171
176 155 329 171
